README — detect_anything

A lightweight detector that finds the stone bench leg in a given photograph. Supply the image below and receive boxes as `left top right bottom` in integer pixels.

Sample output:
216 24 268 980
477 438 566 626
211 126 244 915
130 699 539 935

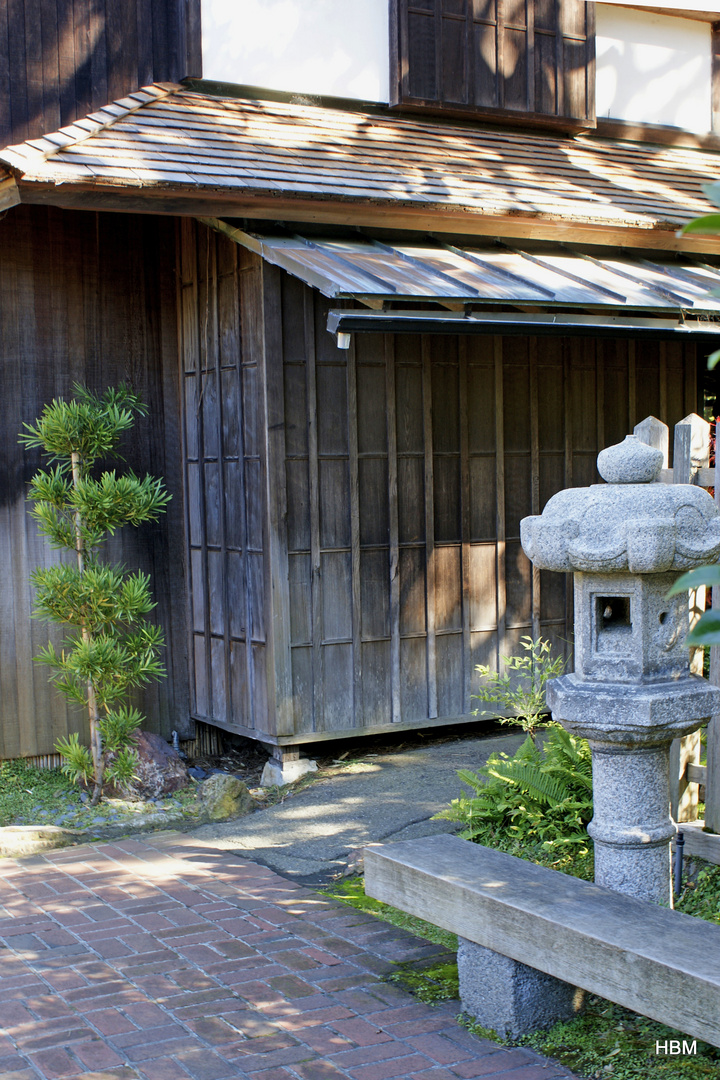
457 939 585 1038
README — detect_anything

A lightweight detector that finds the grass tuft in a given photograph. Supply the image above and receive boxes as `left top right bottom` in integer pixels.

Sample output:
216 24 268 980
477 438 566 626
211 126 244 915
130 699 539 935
515 996 720 1079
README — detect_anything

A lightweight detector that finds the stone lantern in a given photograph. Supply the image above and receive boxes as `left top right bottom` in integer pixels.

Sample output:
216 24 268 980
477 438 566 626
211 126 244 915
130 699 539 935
521 434 720 905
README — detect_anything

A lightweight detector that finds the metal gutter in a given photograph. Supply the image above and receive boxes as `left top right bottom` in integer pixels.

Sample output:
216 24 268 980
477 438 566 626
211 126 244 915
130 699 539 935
326 309 720 346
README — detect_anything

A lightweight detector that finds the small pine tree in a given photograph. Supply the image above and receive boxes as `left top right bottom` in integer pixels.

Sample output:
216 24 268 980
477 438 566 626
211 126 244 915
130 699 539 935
20 385 171 805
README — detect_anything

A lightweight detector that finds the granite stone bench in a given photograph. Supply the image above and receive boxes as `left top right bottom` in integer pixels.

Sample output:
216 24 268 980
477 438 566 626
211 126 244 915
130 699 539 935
364 834 720 1047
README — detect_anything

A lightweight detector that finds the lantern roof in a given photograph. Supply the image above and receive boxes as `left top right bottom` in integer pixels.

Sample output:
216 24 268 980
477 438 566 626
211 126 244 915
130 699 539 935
521 435 720 574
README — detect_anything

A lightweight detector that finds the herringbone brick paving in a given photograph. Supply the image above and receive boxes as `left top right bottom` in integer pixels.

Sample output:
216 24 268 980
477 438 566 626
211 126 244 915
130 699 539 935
0 832 577 1080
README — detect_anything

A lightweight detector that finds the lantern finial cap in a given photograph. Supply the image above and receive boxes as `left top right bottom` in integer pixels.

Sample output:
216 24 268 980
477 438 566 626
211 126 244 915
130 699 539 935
597 435 663 485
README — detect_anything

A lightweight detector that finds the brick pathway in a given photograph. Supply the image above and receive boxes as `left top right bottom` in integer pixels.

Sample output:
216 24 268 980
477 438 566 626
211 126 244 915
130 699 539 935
0 833 577 1080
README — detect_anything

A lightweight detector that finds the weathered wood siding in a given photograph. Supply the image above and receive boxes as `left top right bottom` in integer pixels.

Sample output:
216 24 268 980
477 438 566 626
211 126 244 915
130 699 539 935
0 0 201 148
179 224 699 745
0 204 188 759
282 296 698 739
178 221 271 741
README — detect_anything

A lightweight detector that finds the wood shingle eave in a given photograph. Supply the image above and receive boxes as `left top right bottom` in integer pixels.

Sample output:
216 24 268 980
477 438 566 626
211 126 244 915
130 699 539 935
3 84 720 254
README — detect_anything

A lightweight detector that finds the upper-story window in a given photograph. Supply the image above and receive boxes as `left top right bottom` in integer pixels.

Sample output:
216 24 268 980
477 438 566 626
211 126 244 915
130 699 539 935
391 0 595 128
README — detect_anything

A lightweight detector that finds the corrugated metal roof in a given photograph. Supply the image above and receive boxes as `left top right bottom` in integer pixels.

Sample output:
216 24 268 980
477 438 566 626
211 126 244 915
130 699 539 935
212 222 720 313
2 84 720 233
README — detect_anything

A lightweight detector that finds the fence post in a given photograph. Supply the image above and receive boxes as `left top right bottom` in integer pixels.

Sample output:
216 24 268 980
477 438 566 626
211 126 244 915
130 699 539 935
673 413 710 484
670 416 710 822
634 415 669 468
708 446 720 834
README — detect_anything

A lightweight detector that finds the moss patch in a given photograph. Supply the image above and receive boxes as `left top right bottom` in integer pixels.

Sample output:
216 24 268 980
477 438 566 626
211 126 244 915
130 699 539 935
388 960 459 1004
321 874 457 951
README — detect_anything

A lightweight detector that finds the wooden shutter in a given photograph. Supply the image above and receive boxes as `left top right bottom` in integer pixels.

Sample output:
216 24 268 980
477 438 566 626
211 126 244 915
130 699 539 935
391 0 595 130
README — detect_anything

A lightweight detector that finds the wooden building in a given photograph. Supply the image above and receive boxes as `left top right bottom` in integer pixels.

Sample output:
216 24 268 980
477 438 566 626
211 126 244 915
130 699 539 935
2 5 720 764
174 215 707 756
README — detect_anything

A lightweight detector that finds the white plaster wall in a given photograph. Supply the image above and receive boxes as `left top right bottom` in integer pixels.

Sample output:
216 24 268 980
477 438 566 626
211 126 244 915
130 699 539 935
201 0 390 102
596 6 712 132
595 2 720 13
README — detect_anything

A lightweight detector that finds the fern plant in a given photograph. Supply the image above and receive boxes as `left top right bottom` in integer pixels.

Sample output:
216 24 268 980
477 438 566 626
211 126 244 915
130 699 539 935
436 724 594 877
20 385 170 805
474 636 566 738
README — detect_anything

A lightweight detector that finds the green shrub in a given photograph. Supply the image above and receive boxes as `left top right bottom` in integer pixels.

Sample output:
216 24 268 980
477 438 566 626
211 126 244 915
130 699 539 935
474 635 566 737
676 863 720 925
436 723 594 878
0 760 77 827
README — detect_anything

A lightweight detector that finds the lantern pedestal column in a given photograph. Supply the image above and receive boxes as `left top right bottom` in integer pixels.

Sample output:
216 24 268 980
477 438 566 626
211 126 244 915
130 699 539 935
547 671 719 907
589 743 673 904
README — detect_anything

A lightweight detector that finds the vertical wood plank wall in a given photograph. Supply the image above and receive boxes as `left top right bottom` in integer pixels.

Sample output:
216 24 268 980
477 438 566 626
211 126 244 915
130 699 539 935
178 228 699 745
0 204 188 759
178 222 269 741
0 0 202 148
280 291 698 739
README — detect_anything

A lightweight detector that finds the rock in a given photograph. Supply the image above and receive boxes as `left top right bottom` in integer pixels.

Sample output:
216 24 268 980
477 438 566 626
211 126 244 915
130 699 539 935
340 847 366 877
199 773 253 821
260 756 318 787
0 825 79 858
115 731 189 800
187 766 207 781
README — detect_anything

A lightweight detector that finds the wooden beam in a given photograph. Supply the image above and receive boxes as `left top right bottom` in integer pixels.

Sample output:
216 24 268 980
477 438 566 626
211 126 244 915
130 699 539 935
260 261 294 738
670 414 710 822
347 337 363 725
15 183 720 254
459 337 472 714
671 727 702 823
676 821 720 867
365 835 720 1050
687 763 707 785
634 416 669 467
0 176 20 210
386 335 401 725
494 337 507 672
530 337 540 642
422 337 438 719
305 291 323 733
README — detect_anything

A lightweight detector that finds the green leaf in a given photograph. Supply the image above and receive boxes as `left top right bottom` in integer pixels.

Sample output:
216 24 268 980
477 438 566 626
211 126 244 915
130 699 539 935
708 349 720 372
667 565 720 596
686 610 720 646
55 733 93 783
680 214 720 236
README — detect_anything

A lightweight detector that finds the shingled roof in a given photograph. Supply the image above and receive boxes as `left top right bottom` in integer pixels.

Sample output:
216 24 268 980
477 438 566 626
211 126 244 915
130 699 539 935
1 84 719 246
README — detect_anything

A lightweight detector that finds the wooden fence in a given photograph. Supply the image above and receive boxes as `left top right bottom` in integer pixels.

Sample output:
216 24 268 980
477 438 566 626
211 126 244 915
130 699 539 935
635 414 720 864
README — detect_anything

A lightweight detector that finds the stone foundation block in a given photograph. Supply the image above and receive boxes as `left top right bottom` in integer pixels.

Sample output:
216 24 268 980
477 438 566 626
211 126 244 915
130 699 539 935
260 756 318 787
457 938 584 1038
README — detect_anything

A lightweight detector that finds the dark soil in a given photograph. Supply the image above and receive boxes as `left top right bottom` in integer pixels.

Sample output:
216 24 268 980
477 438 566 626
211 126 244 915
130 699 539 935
187 717 510 790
